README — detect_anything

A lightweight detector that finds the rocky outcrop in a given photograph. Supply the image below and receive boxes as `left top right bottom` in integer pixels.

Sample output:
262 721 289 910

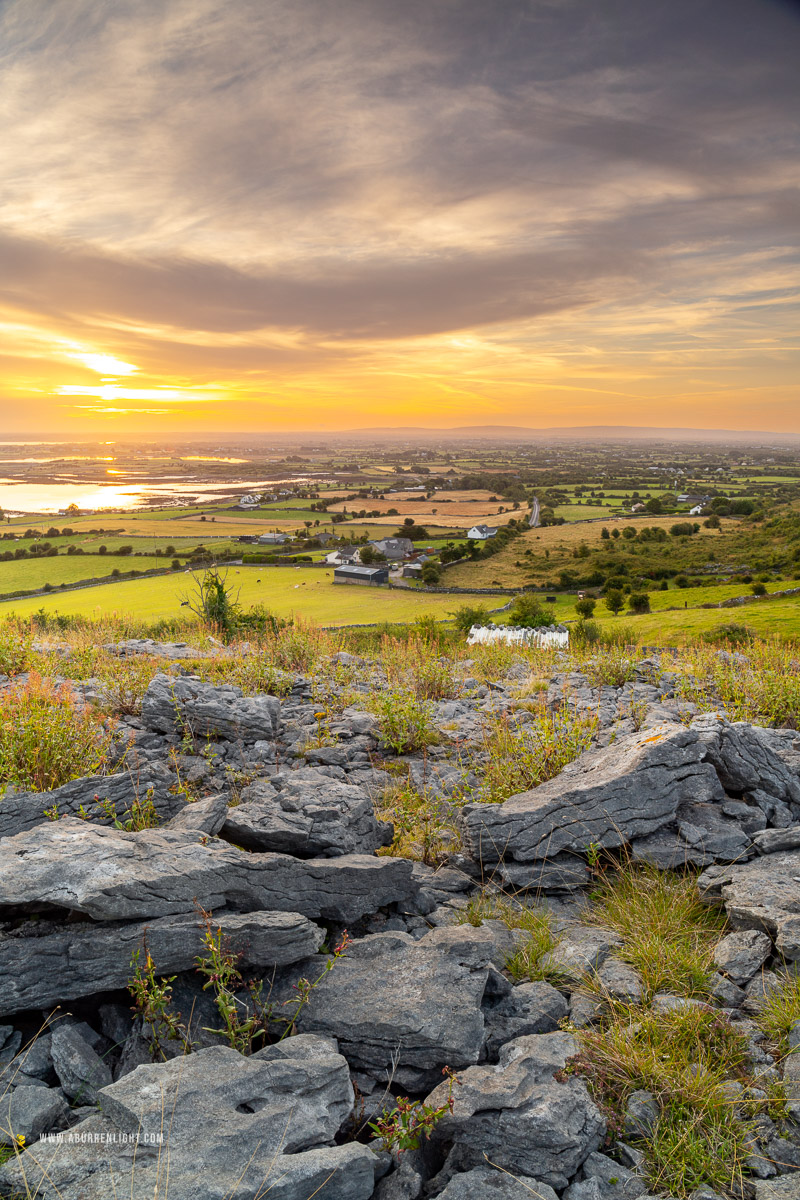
288 925 495 1089
463 717 800 889
141 672 281 741
0 1038 381 1200
0 910 324 1015
699 851 800 960
427 1032 605 1189
0 819 416 923
463 724 724 886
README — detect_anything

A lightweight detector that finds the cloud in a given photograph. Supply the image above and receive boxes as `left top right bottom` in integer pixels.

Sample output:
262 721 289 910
0 0 798 429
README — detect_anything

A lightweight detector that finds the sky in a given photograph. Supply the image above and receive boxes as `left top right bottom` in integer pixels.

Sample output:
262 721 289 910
1 0 799 436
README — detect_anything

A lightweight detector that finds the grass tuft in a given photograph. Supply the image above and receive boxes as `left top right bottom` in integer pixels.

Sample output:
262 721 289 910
584 863 727 998
571 1004 750 1198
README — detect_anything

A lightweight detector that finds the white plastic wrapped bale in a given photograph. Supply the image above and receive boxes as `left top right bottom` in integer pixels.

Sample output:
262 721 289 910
466 625 568 648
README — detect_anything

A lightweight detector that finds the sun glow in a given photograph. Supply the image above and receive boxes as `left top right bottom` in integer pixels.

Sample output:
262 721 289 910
67 353 138 376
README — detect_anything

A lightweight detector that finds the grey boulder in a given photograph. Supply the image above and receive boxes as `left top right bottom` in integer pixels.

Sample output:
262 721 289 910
696 718 800 807
142 673 280 741
436 1165 559 1199
50 1022 112 1103
0 910 324 1015
699 852 800 960
0 762 181 841
463 725 724 884
713 929 773 985
427 1032 605 1188
223 777 392 857
167 793 229 835
290 925 495 1088
483 981 569 1058
0 1085 68 1146
0 1038 379 1200
0 819 416 923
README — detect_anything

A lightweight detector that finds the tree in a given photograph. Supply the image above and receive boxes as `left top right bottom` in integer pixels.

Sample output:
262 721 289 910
645 498 663 514
396 524 428 541
421 562 441 585
575 597 596 619
605 588 625 616
359 545 386 565
628 592 651 614
600 527 610 540
182 568 241 637
704 514 721 529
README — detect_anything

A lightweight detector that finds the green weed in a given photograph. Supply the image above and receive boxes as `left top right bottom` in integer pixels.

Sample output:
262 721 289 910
0 673 113 792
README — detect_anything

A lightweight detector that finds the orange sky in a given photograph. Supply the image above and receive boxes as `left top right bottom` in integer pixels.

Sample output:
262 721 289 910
1 0 799 436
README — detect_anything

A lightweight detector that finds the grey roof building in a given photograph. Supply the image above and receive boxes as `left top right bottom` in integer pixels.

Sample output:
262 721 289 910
333 564 389 586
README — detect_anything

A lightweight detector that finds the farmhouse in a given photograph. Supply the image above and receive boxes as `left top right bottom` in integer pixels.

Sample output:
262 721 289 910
325 546 360 566
238 495 259 508
467 524 498 540
369 536 414 560
333 564 389 587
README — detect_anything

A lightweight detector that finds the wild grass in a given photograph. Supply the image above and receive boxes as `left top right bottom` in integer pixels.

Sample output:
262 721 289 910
570 1004 750 1197
455 888 562 983
368 689 439 753
375 780 460 865
474 705 598 804
0 628 32 678
754 973 800 1056
380 633 461 700
580 646 636 688
0 673 113 792
583 863 727 999
674 640 800 727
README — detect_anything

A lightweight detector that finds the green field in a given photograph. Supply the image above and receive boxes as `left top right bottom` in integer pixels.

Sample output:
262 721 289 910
0 554 167 596
593 596 800 643
0 566 490 626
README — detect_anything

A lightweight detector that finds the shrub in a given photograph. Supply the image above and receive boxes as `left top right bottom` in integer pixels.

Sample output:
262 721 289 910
182 568 241 637
0 628 31 677
701 622 756 647
369 689 438 753
575 597 596 619
506 594 556 628
572 618 601 647
476 707 598 804
752 582 767 596
0 674 113 792
450 604 492 634
376 781 461 865
628 592 651 614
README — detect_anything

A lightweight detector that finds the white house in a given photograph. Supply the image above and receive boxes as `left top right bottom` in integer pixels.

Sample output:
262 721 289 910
467 524 498 540
325 546 361 566
238 494 259 508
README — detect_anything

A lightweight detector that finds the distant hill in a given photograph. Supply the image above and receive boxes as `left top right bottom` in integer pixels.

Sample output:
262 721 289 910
338 424 800 443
